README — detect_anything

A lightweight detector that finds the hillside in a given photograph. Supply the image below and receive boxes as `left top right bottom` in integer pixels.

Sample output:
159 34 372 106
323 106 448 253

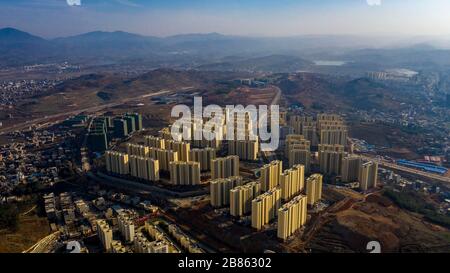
4 28 450 72
0 69 245 129
276 73 407 112
197 55 313 73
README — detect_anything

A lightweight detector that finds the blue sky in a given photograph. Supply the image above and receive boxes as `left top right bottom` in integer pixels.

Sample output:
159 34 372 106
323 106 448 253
1 0 450 38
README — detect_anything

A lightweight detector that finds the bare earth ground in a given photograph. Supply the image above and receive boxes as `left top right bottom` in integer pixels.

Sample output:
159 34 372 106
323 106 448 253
0 205 51 253
302 193 450 253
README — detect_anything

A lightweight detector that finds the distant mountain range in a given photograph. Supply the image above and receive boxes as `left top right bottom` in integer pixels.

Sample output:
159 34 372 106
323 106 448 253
2 27 450 72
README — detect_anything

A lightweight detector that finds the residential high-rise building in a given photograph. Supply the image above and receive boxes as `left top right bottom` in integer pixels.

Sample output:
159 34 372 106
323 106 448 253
148 147 178 172
279 111 287 126
226 111 255 140
159 127 179 141
288 149 311 173
359 161 378 191
288 116 314 135
230 181 261 217
317 114 347 146
280 126 294 142
260 160 283 192
251 187 282 230
210 176 243 207
125 113 143 131
302 125 318 147
113 118 128 138
128 155 160 182
96 219 113 252
189 148 216 171
211 156 240 179
319 125 348 146
126 143 149 157
118 213 135 243
287 135 310 148
279 165 305 201
111 240 127 253
228 139 259 161
134 232 170 253
169 161 201 185
277 194 307 240
317 113 344 125
165 140 191 162
318 144 345 175
341 155 362 183
87 129 108 153
306 174 323 206
123 115 136 134
105 151 129 175
145 136 166 149
284 134 308 155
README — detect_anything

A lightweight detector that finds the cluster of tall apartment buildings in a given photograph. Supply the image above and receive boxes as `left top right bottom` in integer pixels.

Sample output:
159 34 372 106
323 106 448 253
286 114 378 191
105 135 206 186
118 212 135 243
168 224 205 253
208 156 323 240
96 212 179 253
96 219 113 252
210 176 244 207
87 113 143 153
134 231 170 253
100 111 380 243
277 195 307 240
251 187 282 230
133 222 174 253
211 155 240 179
105 150 160 182
230 181 261 217
169 161 201 185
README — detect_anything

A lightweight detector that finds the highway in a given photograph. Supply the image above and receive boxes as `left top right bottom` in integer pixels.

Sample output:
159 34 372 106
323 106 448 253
359 154 450 184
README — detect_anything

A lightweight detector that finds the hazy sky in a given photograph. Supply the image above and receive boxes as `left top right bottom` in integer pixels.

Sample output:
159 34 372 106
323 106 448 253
1 0 450 38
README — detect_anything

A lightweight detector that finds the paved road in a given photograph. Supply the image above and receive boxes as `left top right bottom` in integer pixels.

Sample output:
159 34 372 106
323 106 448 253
360 154 450 184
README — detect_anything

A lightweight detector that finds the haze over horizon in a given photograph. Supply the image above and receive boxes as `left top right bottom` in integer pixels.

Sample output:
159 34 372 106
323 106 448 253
1 0 450 39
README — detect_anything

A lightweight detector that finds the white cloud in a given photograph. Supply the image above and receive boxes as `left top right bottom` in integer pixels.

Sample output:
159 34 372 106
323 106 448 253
66 0 81 7
367 0 382 6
